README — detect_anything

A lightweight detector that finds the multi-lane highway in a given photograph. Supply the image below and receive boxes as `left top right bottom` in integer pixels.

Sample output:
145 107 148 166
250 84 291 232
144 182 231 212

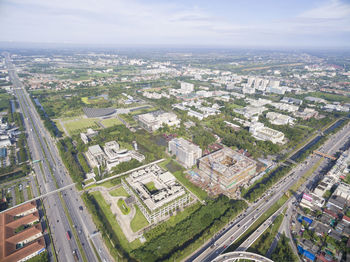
188 119 350 262
5 53 112 262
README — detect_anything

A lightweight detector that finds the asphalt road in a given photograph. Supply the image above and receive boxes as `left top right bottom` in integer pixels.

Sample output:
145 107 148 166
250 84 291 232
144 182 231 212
188 120 350 262
5 53 112 262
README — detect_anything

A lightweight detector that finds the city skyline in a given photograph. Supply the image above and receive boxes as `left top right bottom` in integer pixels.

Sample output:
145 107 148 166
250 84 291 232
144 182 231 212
0 0 350 48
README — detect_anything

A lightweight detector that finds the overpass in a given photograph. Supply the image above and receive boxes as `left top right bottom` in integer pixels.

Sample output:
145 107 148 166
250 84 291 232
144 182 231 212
313 150 337 160
212 251 273 262
0 182 76 214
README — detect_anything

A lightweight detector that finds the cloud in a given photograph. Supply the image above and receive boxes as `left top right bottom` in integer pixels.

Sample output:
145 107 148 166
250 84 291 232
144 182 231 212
0 0 349 47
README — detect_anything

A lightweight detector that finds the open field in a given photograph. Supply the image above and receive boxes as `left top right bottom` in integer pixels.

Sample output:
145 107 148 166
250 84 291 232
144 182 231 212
109 187 130 197
64 118 100 135
91 191 142 251
100 118 123 127
130 205 149 232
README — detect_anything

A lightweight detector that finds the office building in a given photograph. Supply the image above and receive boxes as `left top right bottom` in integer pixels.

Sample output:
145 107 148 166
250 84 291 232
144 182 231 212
249 122 285 144
168 138 202 168
137 111 180 132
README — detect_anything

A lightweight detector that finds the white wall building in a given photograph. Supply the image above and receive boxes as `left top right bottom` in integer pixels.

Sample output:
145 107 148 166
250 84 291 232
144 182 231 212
169 138 202 168
266 112 295 125
137 111 180 132
249 122 285 144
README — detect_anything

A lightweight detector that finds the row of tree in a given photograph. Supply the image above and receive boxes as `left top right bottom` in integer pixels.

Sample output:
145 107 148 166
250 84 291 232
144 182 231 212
132 195 247 261
57 138 85 189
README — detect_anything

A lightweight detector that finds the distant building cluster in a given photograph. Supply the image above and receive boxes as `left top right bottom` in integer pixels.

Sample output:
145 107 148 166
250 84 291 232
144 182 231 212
0 201 45 262
266 112 295 126
173 100 221 120
122 164 191 223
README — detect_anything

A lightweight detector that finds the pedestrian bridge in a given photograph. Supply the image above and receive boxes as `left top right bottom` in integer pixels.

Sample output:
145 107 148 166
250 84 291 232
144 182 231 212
212 251 273 262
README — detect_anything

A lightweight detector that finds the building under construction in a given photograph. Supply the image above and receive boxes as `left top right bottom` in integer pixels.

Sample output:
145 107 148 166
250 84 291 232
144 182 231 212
198 147 257 191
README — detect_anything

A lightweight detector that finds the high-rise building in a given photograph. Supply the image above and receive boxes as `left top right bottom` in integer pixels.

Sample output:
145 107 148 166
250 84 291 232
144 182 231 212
168 138 202 168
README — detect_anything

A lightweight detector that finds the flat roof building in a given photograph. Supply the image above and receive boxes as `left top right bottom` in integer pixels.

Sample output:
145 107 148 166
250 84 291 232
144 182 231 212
137 110 180 132
123 164 190 223
198 147 257 190
168 138 202 168
249 122 285 144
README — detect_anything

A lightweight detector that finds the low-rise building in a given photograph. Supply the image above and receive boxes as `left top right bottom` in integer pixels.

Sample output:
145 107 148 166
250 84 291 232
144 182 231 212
266 112 295 125
299 192 325 210
249 122 285 144
86 145 105 167
122 164 191 223
137 111 180 132
168 138 202 168
334 183 350 201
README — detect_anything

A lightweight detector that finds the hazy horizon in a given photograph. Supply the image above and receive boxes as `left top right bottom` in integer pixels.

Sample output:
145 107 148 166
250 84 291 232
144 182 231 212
1 0 349 48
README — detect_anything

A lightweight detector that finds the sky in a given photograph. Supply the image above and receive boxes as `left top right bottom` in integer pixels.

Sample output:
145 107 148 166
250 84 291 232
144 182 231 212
0 0 349 48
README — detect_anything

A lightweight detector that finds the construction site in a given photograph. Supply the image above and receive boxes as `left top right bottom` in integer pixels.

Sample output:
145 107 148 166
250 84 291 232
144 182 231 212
189 147 258 198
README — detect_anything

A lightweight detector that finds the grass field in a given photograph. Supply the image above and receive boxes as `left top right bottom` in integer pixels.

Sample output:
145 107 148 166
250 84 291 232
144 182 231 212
100 118 122 128
118 199 131 215
145 182 157 193
81 97 91 104
27 185 33 200
109 187 130 197
130 205 149 232
91 191 142 251
53 120 65 134
64 118 100 136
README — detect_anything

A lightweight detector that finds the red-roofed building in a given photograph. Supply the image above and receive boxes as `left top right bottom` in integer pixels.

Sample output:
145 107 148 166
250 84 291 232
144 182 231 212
0 201 45 262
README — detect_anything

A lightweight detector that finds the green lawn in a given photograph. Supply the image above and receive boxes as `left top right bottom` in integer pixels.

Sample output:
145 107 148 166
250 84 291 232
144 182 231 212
109 187 130 197
27 185 33 200
101 118 122 128
91 192 142 251
118 199 131 215
130 205 149 232
145 182 157 193
15 184 25 205
81 97 91 104
64 118 100 136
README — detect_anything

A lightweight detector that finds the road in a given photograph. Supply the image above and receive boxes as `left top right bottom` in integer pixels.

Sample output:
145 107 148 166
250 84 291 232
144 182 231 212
188 119 350 262
5 53 113 262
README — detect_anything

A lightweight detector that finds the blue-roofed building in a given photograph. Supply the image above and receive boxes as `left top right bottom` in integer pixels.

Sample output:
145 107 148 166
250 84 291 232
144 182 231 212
0 147 6 158
297 215 313 225
297 245 316 261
